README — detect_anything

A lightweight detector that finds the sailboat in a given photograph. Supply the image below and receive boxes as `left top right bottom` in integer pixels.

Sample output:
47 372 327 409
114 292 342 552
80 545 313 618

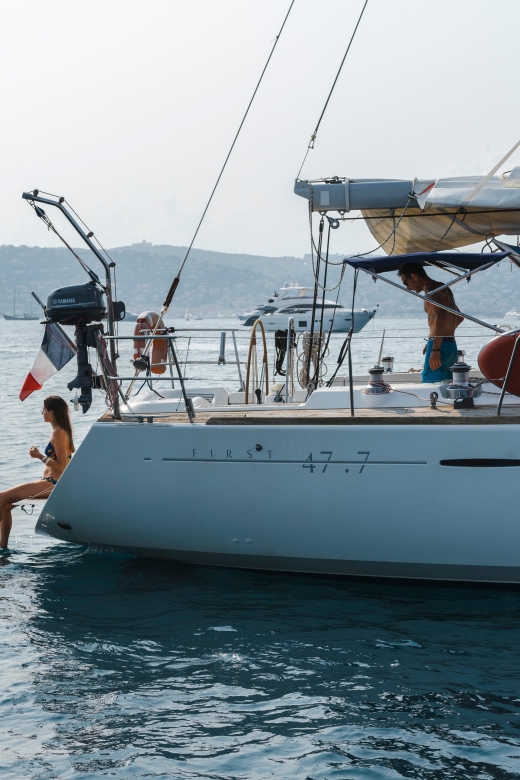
4 288 39 320
23 184 520 585
19 4 520 584
184 307 204 321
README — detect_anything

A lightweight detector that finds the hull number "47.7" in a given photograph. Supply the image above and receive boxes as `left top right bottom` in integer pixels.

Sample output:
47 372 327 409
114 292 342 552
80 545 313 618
303 452 371 474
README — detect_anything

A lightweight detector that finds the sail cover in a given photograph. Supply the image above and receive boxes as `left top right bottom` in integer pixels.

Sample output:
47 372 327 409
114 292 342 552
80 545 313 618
294 174 520 255
362 172 520 255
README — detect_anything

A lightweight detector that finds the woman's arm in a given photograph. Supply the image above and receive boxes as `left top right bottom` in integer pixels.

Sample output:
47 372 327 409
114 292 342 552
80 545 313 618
47 429 70 478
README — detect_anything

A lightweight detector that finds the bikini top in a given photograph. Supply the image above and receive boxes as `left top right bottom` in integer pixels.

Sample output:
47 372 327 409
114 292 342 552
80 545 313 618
45 440 72 461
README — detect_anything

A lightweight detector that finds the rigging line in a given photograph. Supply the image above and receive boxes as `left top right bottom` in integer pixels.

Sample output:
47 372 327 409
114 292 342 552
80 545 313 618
34 192 115 266
432 208 465 252
29 202 102 286
308 213 348 294
351 184 416 257
310 180 416 266
341 206 520 221
124 1 295 401
305 216 324 392
326 270 357 387
315 223 332 378
320 266 346 363
163 0 296 310
296 0 369 180
62 198 115 267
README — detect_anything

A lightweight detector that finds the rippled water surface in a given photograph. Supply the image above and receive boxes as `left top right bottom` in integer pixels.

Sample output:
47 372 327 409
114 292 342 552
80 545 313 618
2 318 520 779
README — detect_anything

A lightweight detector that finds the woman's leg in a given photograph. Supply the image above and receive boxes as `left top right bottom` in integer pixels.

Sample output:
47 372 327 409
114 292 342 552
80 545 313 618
0 506 13 549
0 481 54 548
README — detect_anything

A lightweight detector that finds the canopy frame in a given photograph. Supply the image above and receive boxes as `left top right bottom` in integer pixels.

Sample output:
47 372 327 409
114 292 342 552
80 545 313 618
343 250 516 334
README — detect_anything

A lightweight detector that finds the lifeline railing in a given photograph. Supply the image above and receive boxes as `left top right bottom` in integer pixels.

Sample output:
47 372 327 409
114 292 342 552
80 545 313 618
103 328 248 423
102 320 517 421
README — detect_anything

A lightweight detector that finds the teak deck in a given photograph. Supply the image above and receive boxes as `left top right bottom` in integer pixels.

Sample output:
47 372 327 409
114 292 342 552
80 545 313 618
100 405 520 426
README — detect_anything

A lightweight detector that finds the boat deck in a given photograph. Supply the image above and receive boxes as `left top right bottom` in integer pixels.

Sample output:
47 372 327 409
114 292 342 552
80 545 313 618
100 404 520 426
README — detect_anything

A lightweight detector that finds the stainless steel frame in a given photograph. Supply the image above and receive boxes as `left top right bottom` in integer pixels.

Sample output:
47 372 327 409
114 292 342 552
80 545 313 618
22 191 121 417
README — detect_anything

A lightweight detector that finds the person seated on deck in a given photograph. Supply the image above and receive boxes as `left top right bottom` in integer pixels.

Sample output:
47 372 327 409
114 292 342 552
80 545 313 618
0 396 74 549
397 262 464 383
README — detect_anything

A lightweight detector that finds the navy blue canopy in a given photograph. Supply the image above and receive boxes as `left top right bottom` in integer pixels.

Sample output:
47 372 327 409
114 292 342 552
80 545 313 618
343 251 511 273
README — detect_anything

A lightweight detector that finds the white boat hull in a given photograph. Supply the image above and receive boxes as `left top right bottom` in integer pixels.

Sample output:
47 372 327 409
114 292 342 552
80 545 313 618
260 309 376 333
37 419 520 583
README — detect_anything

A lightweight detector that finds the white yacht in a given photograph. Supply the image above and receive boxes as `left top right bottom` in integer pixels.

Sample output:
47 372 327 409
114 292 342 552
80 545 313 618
505 310 520 318
19 171 520 585
239 283 376 333
237 306 264 326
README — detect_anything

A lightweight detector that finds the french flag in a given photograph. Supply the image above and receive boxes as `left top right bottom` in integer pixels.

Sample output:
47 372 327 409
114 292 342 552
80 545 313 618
20 324 75 401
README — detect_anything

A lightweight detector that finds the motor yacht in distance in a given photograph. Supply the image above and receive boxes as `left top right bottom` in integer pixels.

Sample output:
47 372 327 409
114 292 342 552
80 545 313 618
239 283 376 333
237 306 264 326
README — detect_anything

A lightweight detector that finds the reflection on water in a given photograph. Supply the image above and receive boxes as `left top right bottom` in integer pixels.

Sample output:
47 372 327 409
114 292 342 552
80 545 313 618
1 318 520 777
2 532 520 778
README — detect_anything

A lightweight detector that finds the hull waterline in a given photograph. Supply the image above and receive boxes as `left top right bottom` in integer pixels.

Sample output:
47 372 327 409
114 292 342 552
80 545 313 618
37 418 520 584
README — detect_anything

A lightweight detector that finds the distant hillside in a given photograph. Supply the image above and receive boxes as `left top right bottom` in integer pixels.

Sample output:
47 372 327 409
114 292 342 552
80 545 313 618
1 241 520 319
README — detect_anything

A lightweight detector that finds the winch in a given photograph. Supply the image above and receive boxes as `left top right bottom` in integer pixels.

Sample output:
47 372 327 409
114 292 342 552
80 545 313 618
442 361 483 408
361 365 391 395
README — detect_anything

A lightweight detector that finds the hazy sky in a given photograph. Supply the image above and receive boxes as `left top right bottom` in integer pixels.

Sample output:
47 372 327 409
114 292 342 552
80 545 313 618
2 0 520 257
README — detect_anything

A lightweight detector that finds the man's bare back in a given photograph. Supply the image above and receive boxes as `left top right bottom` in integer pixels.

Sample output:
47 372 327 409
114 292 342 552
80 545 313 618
423 281 464 339
398 263 464 382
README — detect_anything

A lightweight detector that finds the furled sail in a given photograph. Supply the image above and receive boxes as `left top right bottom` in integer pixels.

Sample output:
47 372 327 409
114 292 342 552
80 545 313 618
294 173 520 255
364 173 520 254
361 204 520 254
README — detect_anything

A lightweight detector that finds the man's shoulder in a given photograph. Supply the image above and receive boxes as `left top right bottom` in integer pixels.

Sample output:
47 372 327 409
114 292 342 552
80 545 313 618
425 282 451 300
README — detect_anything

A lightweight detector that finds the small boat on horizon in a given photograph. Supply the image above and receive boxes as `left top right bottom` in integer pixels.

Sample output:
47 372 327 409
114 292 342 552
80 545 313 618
4 312 40 321
185 307 204 321
4 287 40 320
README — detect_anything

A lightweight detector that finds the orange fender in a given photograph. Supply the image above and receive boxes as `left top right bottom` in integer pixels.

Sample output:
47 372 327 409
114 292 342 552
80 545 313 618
478 328 520 396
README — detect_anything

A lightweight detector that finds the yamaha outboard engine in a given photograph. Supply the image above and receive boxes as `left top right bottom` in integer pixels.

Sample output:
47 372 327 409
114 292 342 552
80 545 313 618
45 282 124 413
45 282 106 325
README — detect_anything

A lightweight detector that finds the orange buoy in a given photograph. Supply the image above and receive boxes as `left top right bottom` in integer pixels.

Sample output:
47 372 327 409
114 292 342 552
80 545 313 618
133 311 168 375
478 329 520 396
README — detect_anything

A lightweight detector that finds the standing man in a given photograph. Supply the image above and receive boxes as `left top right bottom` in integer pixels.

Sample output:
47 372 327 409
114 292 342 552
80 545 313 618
398 262 464 383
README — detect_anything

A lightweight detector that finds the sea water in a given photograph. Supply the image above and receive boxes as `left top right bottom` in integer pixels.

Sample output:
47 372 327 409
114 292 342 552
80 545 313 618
1 317 520 779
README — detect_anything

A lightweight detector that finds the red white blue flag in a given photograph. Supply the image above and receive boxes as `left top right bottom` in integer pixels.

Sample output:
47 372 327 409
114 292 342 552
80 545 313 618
20 324 75 401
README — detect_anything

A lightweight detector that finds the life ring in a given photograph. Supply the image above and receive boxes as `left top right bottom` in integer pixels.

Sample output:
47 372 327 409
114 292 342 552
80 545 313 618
478 328 520 396
133 311 168 375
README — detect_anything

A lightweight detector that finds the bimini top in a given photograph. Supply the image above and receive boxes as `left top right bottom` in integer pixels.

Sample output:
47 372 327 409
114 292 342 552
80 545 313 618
343 251 511 274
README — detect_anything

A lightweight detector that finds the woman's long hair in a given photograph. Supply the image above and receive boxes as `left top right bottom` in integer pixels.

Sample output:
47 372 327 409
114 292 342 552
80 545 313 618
44 396 75 453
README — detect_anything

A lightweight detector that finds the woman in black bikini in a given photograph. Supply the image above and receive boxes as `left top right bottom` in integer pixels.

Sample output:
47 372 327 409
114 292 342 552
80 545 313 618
0 396 74 549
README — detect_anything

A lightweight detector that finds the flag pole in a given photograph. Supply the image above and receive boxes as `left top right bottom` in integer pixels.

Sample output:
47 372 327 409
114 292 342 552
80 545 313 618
31 291 76 351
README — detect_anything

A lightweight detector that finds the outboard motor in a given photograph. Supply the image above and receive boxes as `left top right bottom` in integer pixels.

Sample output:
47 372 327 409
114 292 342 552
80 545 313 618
45 282 125 413
45 282 106 326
